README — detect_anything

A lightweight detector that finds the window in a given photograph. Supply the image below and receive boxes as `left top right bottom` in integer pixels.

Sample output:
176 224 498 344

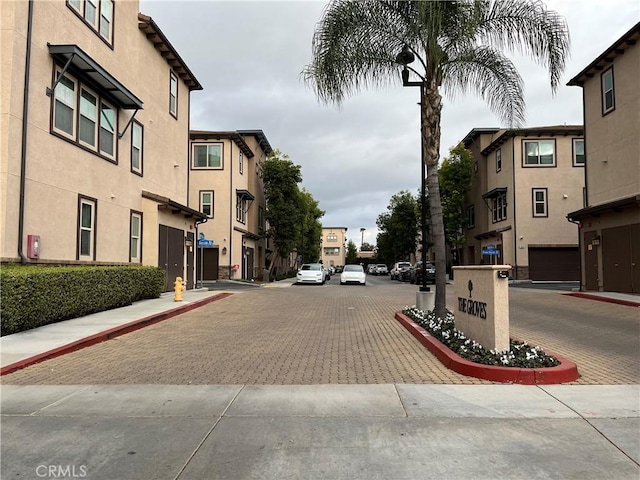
466 205 475 229
492 192 507 223
169 72 178 117
78 196 96 260
54 72 76 138
193 144 222 169
239 152 244 174
601 68 615 114
573 139 585 166
236 194 247 223
326 234 338 242
496 149 502 172
53 69 118 162
523 140 555 166
200 191 214 218
66 0 114 44
131 121 143 174
324 247 340 256
258 206 265 231
532 188 548 217
130 211 142 262
79 87 97 148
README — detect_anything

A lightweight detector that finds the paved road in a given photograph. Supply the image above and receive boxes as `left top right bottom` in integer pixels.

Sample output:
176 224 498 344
2 276 638 385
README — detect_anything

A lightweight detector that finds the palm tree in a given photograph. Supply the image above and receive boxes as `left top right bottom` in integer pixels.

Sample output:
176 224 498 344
303 0 569 319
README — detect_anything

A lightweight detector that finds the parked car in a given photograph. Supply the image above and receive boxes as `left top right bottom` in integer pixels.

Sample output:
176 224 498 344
410 261 436 284
324 267 332 280
390 262 412 280
296 263 325 285
340 264 366 285
334 266 344 273
367 264 377 275
375 264 388 275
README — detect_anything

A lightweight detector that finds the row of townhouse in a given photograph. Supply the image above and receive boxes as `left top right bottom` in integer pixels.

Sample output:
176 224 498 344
460 22 639 294
1 0 270 291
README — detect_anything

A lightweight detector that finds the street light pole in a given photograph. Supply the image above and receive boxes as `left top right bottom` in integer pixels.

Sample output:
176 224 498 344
395 45 429 293
360 227 366 250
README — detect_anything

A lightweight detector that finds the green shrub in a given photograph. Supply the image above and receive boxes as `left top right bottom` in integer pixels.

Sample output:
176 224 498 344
0 265 165 336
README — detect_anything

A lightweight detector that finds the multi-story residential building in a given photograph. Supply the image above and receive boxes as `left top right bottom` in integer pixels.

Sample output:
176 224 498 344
189 130 271 281
1 1 206 291
320 227 347 267
567 22 640 294
462 126 585 280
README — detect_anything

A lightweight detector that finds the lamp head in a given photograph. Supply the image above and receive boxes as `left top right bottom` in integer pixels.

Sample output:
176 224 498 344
395 44 415 66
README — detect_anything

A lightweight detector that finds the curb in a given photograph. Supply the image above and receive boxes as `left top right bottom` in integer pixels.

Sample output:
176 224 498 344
563 292 640 307
395 312 580 385
1 293 232 376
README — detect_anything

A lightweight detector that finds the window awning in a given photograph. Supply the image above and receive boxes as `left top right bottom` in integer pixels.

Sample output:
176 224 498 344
236 189 255 201
142 191 207 220
48 44 143 110
482 187 507 199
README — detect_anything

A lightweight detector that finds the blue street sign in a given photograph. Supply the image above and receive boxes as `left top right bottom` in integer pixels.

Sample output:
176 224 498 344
482 248 499 255
198 239 214 247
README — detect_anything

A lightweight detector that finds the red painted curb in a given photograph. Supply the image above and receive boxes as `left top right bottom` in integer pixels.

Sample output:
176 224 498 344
395 312 580 384
1 293 232 376
563 292 640 307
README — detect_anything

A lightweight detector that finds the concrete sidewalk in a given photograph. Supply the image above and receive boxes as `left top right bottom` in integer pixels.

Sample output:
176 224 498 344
2 383 638 479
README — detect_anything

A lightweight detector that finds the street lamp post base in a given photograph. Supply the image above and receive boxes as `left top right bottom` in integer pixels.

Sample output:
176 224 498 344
416 290 435 313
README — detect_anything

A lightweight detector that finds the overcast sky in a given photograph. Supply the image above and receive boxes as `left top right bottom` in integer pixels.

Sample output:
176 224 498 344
140 0 639 248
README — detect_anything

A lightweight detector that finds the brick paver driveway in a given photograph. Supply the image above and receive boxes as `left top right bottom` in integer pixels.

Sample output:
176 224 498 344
2 278 638 385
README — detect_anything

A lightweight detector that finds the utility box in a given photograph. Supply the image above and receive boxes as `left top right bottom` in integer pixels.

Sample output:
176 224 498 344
27 234 40 259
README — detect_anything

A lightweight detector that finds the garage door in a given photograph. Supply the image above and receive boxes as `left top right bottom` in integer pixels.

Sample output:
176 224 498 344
528 247 580 281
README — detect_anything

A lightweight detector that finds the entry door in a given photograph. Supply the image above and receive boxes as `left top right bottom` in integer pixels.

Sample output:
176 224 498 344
186 232 194 290
196 248 219 282
602 226 632 293
583 231 599 291
159 225 184 292
632 224 640 294
245 247 254 280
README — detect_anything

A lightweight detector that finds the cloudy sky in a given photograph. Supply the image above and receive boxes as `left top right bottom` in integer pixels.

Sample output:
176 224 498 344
140 0 639 248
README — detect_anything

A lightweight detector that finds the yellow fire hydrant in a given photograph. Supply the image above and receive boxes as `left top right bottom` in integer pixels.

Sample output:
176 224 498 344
174 276 186 302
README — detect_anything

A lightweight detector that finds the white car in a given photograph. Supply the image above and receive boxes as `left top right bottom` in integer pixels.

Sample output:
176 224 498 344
296 263 326 285
340 264 366 286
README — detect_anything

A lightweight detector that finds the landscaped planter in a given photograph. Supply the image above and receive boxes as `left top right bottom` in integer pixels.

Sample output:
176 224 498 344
395 311 580 384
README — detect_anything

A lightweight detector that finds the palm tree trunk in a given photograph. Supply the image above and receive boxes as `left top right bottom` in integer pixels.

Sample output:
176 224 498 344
422 82 447 319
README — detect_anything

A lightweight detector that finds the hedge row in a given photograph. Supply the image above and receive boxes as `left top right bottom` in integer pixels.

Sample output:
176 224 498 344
0 265 165 336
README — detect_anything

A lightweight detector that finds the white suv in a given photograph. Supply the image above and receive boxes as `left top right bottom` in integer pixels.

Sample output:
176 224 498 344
375 264 388 275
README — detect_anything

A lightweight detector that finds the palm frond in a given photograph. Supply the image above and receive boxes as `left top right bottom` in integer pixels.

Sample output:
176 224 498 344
442 46 526 127
471 0 570 92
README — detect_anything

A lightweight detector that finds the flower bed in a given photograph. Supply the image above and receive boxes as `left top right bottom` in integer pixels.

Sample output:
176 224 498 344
397 308 580 384
402 306 559 368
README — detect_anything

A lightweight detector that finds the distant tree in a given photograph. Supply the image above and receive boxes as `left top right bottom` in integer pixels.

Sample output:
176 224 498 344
439 143 474 266
261 150 303 276
360 242 375 252
346 240 358 264
297 189 325 264
375 190 419 265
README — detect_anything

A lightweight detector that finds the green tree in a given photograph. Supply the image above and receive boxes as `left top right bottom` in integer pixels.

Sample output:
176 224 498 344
297 189 325 264
346 240 358 264
304 0 569 318
439 143 474 266
261 149 303 275
360 242 375 252
375 190 419 265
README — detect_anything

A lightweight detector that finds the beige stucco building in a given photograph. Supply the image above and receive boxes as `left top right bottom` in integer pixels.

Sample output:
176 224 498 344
1 0 205 291
188 130 271 281
567 22 640 294
462 126 585 280
320 227 347 267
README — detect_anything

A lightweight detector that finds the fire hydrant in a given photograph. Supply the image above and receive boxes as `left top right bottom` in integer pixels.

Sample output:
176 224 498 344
174 276 186 302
